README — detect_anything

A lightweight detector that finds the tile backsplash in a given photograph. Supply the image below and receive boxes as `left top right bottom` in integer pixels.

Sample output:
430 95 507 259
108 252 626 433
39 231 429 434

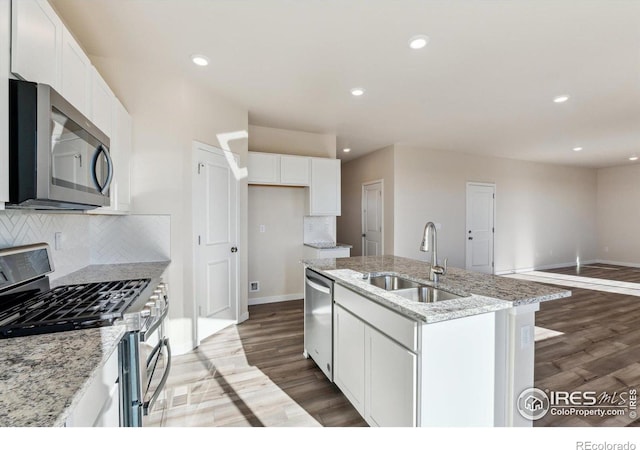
0 211 170 280
303 216 336 244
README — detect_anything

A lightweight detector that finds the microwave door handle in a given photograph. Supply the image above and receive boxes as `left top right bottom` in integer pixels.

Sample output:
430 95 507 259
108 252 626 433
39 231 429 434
91 145 114 195
143 338 172 415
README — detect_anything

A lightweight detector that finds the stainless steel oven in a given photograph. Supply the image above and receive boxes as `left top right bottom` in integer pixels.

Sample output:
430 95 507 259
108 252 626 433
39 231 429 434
120 281 171 427
8 79 113 209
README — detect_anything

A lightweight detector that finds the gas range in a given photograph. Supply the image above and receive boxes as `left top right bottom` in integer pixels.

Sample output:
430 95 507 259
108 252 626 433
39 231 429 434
0 278 151 338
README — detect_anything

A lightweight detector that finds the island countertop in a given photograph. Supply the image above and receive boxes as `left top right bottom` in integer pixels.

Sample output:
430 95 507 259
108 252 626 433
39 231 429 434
303 255 571 323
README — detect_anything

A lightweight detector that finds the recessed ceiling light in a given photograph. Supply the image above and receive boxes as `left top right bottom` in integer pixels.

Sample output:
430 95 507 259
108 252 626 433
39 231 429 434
408 35 430 50
343 148 351 153
629 155 638 161
553 95 570 103
350 88 365 97
573 147 583 152
191 54 209 66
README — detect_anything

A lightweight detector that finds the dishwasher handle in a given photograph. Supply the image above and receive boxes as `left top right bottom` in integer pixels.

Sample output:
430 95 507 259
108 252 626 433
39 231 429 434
305 277 331 295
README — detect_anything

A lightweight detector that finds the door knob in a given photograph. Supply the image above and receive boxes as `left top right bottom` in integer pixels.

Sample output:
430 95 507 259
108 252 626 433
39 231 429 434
468 237 473 240
231 246 238 253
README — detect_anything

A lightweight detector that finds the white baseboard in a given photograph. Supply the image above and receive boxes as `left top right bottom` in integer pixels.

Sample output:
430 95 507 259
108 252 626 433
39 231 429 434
248 293 303 306
594 259 640 269
238 311 249 323
495 260 599 276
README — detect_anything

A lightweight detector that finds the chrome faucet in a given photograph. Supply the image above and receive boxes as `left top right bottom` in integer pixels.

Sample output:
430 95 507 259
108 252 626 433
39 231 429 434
420 222 448 282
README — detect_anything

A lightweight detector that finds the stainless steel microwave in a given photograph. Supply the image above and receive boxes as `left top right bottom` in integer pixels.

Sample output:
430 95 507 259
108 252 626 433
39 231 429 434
8 79 113 209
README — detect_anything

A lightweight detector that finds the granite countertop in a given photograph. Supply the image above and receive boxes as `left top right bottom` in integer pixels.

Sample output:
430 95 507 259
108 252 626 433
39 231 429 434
304 242 353 249
1 260 171 427
51 261 170 287
303 255 571 324
0 325 125 427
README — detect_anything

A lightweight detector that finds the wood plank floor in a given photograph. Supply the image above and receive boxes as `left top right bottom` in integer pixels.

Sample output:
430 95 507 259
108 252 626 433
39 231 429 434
148 264 640 427
534 265 640 427
146 300 367 427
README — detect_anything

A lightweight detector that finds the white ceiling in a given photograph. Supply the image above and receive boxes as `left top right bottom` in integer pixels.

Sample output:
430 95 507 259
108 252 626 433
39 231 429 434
50 0 640 168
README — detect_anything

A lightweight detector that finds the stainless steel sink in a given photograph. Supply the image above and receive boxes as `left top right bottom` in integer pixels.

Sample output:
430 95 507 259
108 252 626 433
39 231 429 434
394 286 463 303
366 274 422 291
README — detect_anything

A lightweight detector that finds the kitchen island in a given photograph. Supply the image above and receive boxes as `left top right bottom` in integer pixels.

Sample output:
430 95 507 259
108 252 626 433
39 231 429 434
303 255 571 427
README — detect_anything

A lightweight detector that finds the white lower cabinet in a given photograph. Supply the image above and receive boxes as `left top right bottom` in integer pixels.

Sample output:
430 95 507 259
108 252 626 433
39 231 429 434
333 304 365 416
365 326 417 427
65 347 120 427
334 293 417 427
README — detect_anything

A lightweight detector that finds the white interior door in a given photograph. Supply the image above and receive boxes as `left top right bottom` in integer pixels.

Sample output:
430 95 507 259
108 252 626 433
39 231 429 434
466 183 495 274
194 142 238 344
362 181 383 256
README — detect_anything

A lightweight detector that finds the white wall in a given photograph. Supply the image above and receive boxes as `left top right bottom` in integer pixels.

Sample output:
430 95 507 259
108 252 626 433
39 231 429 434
596 164 640 265
249 125 336 158
337 145 395 256
93 56 249 354
248 186 305 303
393 145 599 273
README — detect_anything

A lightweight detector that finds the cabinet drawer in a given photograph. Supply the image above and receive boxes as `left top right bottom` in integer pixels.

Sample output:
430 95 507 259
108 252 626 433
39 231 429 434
334 284 418 352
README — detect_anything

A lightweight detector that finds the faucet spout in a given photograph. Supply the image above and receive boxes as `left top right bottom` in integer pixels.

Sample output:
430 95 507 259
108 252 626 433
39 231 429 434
419 221 447 282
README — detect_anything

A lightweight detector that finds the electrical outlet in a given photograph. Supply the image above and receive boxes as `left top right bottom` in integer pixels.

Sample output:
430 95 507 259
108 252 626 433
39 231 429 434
521 325 533 349
54 232 63 250
249 281 260 292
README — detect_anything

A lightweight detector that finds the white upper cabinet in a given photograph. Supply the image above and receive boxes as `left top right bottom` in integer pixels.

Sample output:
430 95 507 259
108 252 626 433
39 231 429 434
247 152 280 184
307 157 341 216
280 155 310 186
0 0 10 205
60 27 91 117
0 0 11 204
89 66 114 138
11 0 62 90
88 97 132 215
111 98 132 212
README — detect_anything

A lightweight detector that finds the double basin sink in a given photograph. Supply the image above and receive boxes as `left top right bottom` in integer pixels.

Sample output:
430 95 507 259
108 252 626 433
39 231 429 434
365 274 463 303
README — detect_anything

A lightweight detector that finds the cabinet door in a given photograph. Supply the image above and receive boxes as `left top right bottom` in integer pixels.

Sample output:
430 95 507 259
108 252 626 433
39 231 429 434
0 0 10 204
61 27 91 116
90 66 113 138
308 158 341 216
11 0 62 89
364 326 417 427
333 304 365 415
247 152 280 184
280 155 310 186
112 99 132 212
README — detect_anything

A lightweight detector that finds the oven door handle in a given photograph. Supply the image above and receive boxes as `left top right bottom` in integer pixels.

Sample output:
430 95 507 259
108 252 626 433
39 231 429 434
143 337 171 416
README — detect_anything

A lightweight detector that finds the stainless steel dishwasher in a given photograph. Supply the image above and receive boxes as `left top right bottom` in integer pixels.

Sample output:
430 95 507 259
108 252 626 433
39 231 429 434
304 268 334 382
